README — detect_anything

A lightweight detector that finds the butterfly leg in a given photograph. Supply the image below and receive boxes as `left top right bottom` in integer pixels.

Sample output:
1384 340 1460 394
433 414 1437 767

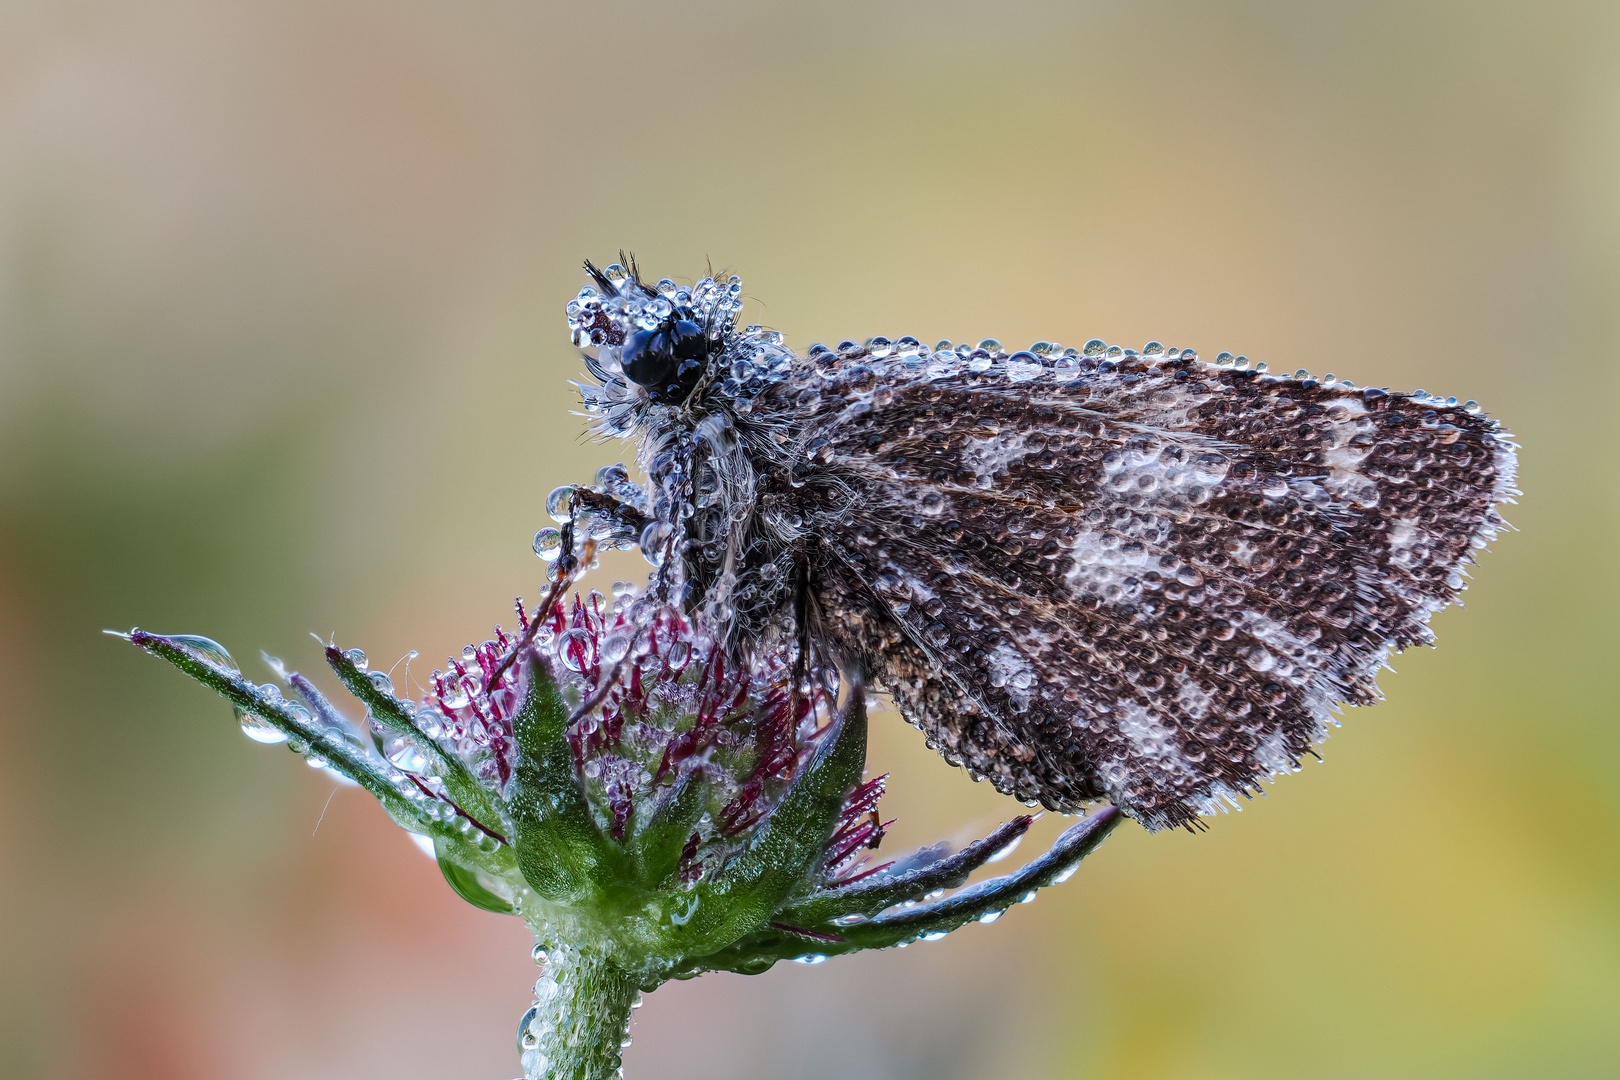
571 486 651 549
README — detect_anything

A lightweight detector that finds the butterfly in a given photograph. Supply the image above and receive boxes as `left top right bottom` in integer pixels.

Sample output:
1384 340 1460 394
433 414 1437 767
549 257 1517 831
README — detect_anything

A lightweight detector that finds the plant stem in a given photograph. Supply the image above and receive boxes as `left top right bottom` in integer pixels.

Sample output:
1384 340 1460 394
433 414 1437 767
521 944 639 1080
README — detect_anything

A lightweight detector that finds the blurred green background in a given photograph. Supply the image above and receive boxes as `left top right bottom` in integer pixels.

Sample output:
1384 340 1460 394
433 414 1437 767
2 1 1616 1077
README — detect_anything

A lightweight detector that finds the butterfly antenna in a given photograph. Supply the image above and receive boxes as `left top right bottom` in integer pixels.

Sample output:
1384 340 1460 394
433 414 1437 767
583 258 616 295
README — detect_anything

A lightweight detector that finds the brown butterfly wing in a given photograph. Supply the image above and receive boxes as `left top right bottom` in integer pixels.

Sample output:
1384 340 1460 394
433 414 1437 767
796 350 1514 829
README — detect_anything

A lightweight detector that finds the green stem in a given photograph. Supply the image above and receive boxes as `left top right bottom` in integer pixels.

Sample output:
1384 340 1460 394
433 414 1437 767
520 945 639 1080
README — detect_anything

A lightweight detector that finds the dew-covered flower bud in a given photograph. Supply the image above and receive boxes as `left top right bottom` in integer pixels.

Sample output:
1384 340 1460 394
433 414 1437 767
119 579 1120 1080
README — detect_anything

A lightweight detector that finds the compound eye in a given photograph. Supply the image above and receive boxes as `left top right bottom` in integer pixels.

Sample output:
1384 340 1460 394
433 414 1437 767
620 328 676 390
671 320 706 360
620 322 708 405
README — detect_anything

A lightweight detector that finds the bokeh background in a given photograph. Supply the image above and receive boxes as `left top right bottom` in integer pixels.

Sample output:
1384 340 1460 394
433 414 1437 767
3 1 1617 1077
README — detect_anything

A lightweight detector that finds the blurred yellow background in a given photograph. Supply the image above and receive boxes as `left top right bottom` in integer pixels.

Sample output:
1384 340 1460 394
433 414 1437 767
2 1 1616 1077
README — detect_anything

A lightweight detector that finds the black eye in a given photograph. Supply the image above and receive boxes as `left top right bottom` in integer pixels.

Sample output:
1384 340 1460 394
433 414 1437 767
620 315 708 404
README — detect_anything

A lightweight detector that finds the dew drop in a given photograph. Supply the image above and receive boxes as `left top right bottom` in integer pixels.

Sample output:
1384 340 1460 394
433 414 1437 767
170 634 240 674
602 628 631 663
546 486 577 523
639 521 671 567
439 678 471 710
1083 339 1106 356
557 629 591 672
533 528 564 562
986 834 1024 863
516 1005 540 1052
1192 453 1230 483
343 648 368 671
978 910 1004 924
385 737 429 773
235 707 288 744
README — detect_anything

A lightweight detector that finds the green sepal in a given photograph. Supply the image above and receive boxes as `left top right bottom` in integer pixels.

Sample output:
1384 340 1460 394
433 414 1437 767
126 630 428 834
777 814 1035 926
630 769 709 888
680 806 1124 977
654 692 868 959
323 645 498 823
434 836 517 914
509 656 616 902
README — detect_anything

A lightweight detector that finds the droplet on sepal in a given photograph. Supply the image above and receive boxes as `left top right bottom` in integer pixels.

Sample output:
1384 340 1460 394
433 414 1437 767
236 705 288 744
986 832 1024 863
169 634 240 673
385 736 429 773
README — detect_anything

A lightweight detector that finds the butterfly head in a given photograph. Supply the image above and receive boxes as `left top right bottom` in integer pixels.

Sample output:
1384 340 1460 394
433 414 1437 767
568 258 745 422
